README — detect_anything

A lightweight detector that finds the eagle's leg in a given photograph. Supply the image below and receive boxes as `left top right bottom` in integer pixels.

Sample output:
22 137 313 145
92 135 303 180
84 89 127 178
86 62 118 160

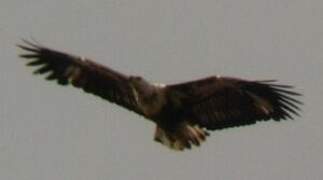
154 123 209 151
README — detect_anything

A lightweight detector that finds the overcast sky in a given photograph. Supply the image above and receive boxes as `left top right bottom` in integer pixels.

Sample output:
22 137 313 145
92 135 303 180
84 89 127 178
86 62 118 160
1 0 323 180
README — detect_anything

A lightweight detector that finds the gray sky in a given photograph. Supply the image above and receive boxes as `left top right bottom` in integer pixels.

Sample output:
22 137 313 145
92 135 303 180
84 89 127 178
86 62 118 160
1 0 322 180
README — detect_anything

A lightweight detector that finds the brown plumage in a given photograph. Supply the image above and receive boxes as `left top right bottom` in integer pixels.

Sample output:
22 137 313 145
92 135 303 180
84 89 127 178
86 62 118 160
18 40 302 151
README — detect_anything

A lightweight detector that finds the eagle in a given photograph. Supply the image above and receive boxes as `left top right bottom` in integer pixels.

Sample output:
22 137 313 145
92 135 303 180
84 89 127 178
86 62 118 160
18 40 302 151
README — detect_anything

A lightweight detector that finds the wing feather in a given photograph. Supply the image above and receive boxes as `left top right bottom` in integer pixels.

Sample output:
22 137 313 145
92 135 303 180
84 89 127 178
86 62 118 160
166 77 302 130
18 40 143 115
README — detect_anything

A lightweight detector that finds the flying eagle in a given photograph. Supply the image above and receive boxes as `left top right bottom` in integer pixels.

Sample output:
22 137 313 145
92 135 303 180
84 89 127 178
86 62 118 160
18 40 302 151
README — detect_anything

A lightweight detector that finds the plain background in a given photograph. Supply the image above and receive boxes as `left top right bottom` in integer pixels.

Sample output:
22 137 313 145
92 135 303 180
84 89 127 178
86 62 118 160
1 0 322 180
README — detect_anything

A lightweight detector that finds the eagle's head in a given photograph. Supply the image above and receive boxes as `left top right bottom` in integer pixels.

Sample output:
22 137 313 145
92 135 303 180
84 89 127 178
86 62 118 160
128 76 166 117
129 76 156 96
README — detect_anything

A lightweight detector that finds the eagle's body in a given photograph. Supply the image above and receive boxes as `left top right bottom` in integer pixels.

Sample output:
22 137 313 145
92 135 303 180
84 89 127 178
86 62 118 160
18 40 302 150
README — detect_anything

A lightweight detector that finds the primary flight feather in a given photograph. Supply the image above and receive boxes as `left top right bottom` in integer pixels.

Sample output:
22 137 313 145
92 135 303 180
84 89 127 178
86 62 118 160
18 40 302 151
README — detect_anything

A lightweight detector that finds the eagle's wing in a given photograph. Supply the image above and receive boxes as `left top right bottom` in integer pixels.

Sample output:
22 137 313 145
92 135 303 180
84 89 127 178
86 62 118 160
18 40 143 115
166 76 302 130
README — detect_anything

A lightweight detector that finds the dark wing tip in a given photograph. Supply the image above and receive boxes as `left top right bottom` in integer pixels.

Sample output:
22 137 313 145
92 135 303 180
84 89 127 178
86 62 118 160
257 81 303 120
17 44 39 53
17 39 42 51
18 39 74 85
17 39 42 60
18 40 49 71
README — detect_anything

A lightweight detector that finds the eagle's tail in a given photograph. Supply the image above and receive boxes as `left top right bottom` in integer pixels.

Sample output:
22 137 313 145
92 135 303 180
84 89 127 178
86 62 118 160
154 123 209 151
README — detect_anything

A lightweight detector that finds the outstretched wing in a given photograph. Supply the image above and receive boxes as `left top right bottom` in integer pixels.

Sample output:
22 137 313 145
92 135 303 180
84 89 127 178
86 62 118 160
166 76 302 130
18 40 143 115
